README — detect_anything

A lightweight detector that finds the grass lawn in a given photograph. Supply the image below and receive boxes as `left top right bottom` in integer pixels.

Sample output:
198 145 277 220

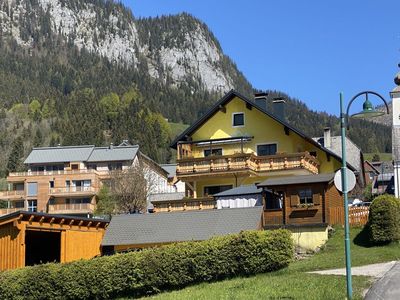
364 152 392 162
134 227 400 300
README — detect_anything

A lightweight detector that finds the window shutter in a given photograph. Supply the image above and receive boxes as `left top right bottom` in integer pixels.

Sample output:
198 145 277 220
290 193 299 207
313 192 321 205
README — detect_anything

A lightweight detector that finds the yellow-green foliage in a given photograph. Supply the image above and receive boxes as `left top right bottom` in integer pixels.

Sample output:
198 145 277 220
369 194 400 243
0 230 293 300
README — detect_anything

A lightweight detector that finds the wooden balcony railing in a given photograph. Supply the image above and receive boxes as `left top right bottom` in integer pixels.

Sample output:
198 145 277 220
0 190 25 199
177 152 319 176
0 207 25 216
8 169 100 177
48 203 95 214
153 197 216 213
49 186 97 196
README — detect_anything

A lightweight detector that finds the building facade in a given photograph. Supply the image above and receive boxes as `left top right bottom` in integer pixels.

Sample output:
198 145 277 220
0 143 172 216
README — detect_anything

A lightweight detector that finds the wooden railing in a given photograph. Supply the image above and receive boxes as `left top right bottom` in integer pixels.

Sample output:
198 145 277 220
0 190 25 199
177 152 319 176
48 203 95 213
49 186 97 195
153 197 215 213
0 207 25 216
329 206 369 226
8 169 99 177
263 209 284 226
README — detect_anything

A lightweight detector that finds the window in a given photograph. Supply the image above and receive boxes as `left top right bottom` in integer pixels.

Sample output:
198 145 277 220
204 185 233 196
298 189 313 205
49 181 54 188
87 164 97 170
204 148 222 157
15 201 25 209
71 164 79 170
265 191 283 210
108 163 123 171
27 200 37 212
232 112 244 127
257 144 277 156
27 183 38 197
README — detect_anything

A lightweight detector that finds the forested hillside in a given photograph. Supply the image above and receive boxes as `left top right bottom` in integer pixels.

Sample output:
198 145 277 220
0 0 390 177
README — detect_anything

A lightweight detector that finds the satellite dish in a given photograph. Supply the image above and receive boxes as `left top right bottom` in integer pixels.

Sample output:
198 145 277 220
334 168 356 193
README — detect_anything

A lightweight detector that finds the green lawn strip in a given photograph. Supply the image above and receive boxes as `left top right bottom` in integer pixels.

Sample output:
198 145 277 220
127 227 399 300
290 226 400 273
145 273 371 300
364 153 392 162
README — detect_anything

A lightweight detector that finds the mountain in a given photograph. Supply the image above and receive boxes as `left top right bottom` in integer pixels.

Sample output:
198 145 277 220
0 0 391 176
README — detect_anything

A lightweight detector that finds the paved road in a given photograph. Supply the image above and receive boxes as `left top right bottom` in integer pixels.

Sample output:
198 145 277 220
364 262 400 300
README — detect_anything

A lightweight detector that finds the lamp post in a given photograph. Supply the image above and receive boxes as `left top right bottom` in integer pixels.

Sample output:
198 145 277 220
340 91 389 300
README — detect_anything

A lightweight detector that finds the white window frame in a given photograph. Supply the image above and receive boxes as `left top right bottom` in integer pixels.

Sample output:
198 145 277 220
255 142 278 156
232 112 245 127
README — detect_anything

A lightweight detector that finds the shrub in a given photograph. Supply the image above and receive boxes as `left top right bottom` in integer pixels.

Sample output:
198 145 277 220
368 194 400 243
0 229 293 300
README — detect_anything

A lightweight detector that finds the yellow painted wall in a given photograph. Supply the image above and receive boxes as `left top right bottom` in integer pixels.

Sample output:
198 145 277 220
289 226 329 250
189 97 341 174
0 222 25 271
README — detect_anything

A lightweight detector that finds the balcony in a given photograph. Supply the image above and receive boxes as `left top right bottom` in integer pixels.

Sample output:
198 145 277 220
8 169 99 177
0 207 25 216
153 196 215 213
177 152 319 178
48 203 95 214
49 186 97 197
0 190 25 200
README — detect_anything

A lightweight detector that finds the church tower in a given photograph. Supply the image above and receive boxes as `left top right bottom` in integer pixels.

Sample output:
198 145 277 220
391 66 400 198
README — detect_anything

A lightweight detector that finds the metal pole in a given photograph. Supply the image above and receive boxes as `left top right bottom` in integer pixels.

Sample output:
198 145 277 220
340 92 353 299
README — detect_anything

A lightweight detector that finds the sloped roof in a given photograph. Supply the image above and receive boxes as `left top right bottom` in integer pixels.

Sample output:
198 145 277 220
214 184 262 197
258 173 335 187
148 192 185 202
24 145 95 164
170 90 355 171
87 146 139 162
101 207 263 246
161 164 177 178
24 145 140 164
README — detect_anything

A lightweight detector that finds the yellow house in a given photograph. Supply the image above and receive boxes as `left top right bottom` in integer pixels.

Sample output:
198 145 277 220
170 90 347 202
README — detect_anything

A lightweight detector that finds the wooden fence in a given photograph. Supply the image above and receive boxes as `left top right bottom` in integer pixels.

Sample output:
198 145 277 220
329 206 369 226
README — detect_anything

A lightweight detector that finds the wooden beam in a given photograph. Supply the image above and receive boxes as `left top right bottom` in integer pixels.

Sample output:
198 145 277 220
69 219 75 226
29 215 34 223
49 218 55 225
87 221 92 227
78 220 83 227
60 219 65 226
218 104 226 113
39 216 45 224
246 102 252 110
284 126 290 136
95 222 101 229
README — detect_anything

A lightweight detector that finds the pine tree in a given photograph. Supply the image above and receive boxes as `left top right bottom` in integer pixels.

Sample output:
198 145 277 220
6 137 24 174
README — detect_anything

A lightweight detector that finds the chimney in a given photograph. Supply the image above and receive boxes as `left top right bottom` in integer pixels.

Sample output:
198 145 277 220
323 127 331 148
254 92 268 110
273 98 286 121
109 142 114 150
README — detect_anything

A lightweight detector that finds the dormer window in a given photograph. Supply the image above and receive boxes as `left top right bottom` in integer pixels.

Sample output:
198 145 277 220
233 112 244 127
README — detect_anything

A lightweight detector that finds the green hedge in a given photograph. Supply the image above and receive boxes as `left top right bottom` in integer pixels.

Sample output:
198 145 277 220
0 229 293 300
369 194 400 243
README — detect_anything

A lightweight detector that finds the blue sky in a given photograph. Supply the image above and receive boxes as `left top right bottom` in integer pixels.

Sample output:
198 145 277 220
123 1 399 116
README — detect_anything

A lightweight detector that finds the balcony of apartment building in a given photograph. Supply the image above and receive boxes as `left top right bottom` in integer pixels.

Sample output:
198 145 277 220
48 198 96 215
176 137 320 180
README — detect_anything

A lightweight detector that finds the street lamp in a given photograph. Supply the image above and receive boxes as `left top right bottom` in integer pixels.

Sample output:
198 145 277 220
340 91 389 299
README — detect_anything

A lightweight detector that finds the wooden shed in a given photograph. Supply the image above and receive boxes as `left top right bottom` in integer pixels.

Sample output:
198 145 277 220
0 211 108 271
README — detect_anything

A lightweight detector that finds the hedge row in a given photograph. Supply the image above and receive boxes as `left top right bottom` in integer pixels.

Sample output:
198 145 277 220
0 229 293 300
369 194 400 243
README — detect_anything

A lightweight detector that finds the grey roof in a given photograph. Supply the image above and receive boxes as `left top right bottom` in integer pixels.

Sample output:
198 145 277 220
24 145 95 164
87 146 139 162
161 164 177 178
101 207 263 246
24 145 139 164
258 173 335 187
148 192 185 203
214 185 262 197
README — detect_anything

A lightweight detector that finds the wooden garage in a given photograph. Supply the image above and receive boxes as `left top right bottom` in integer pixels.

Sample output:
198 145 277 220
0 211 108 271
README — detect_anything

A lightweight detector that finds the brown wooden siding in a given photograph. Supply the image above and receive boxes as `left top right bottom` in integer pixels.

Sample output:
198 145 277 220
0 222 25 270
